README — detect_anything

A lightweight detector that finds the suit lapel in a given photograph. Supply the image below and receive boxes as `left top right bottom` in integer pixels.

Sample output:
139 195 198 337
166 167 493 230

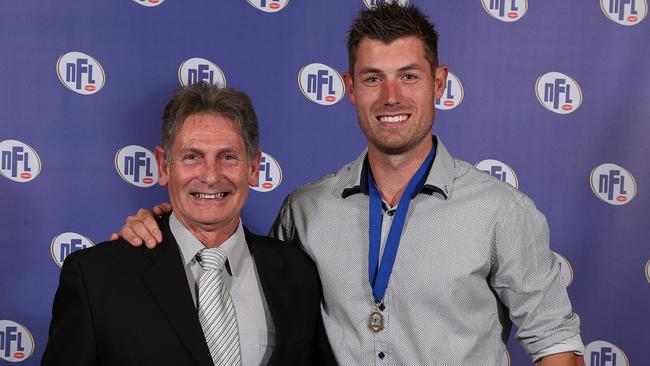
245 229 287 366
141 215 214 366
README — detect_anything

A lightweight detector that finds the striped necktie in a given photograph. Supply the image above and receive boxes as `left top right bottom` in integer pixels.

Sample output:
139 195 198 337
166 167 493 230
198 247 242 366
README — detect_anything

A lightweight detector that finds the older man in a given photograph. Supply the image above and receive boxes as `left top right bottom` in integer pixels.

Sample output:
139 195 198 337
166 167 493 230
42 84 329 366
115 3 584 366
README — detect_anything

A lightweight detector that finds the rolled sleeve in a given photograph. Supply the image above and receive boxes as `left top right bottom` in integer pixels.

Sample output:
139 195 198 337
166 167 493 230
531 334 585 362
491 196 581 356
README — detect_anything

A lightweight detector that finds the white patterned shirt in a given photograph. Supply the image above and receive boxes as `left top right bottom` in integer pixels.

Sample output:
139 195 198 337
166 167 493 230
271 136 583 365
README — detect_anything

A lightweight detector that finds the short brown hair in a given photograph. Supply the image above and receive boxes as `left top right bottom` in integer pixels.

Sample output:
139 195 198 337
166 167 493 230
347 2 439 75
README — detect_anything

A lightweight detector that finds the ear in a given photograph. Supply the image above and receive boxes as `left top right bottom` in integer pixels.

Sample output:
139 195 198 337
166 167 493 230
343 71 356 106
248 148 262 187
155 146 169 187
433 65 449 100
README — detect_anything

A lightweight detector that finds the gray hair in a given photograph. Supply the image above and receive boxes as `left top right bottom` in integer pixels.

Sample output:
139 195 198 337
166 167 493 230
161 82 260 163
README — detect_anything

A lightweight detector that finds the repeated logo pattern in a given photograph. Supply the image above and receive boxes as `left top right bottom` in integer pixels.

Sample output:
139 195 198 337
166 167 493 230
114 145 158 188
600 0 648 25
435 72 464 110
50 232 95 267
0 3 644 365
590 163 636 205
475 159 519 189
178 58 226 87
535 72 582 114
298 63 345 105
0 320 34 362
251 152 283 192
56 51 105 95
132 0 165 7
481 0 528 22
247 0 289 12
0 140 41 183
554 252 574 287
585 340 629 366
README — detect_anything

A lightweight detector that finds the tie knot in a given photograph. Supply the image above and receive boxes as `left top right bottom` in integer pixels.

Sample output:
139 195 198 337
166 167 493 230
199 247 228 271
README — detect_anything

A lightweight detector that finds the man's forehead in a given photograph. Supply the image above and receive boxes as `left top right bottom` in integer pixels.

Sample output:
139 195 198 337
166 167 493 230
173 113 244 146
354 36 429 68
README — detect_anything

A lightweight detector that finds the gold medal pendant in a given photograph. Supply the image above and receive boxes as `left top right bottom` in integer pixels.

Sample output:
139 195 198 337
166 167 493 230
368 307 384 333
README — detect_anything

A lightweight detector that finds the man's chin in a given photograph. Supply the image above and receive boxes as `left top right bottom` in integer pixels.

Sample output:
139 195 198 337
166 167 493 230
176 212 233 230
370 139 416 155
367 132 432 156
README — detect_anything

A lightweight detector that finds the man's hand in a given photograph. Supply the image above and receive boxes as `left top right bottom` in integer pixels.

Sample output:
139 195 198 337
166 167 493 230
535 352 584 366
109 203 172 248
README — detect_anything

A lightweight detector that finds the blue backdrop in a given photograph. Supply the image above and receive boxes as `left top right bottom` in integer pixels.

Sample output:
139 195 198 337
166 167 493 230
1 1 648 364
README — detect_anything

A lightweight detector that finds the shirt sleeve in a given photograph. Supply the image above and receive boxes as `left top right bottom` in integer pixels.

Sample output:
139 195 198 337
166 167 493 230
490 195 582 357
531 334 585 362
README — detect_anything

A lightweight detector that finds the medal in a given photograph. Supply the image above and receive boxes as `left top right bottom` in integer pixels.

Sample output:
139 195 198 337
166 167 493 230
367 144 435 334
368 306 384 333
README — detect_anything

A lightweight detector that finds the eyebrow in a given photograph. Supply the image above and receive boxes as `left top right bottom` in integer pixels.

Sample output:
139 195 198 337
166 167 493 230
358 67 383 75
176 147 204 156
357 63 425 75
398 63 425 72
178 146 242 156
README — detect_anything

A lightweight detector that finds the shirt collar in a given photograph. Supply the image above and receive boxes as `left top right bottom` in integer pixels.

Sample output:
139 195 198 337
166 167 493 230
170 212 247 276
341 135 453 200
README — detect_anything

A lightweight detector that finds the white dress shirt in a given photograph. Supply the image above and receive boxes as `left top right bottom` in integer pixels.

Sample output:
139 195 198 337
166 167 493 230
170 213 275 366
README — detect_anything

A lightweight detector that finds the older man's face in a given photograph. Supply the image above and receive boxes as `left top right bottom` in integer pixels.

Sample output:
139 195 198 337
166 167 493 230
156 113 259 237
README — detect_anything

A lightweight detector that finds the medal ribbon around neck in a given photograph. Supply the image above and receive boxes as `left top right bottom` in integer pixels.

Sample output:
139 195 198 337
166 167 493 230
367 145 435 306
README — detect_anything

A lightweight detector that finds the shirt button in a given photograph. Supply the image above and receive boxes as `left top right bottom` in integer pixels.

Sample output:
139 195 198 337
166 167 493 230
378 352 385 359
378 303 385 311
386 210 395 216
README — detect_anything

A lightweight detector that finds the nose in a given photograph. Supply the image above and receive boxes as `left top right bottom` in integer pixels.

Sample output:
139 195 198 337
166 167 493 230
382 79 402 106
198 159 221 185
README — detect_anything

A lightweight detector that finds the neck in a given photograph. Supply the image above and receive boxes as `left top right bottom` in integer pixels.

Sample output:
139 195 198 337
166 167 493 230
367 139 432 206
